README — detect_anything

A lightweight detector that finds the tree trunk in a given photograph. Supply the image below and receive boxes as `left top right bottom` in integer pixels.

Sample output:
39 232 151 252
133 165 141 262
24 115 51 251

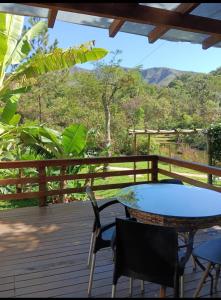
38 95 42 124
103 104 111 172
104 105 111 156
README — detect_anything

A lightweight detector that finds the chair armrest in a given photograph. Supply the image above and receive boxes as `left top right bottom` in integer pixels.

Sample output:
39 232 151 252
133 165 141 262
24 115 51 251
178 243 193 249
98 199 120 212
100 221 116 233
98 199 133 219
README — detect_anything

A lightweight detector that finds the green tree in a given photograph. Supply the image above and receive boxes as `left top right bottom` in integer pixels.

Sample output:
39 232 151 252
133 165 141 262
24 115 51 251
94 50 141 157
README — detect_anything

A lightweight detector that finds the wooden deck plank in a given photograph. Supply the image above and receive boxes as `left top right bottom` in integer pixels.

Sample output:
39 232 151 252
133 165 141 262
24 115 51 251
0 200 220 297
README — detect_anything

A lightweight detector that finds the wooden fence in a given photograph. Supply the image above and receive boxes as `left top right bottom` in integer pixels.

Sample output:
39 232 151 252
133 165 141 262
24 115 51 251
0 155 220 206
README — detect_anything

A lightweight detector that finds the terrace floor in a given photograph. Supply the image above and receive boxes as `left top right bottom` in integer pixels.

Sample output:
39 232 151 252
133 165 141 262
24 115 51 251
1 200 221 298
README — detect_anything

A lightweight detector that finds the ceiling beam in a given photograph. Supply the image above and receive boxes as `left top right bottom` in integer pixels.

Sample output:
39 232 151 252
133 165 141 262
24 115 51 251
48 8 58 28
109 19 125 37
148 3 200 44
25 3 221 36
202 34 221 49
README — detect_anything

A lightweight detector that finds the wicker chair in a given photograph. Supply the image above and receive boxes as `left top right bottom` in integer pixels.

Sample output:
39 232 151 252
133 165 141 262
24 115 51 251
192 238 221 297
111 218 186 298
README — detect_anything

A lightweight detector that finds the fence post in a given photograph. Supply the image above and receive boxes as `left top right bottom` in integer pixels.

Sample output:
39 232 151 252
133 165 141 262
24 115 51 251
152 156 158 183
207 133 213 184
16 168 23 193
59 166 66 203
133 133 137 183
38 166 47 207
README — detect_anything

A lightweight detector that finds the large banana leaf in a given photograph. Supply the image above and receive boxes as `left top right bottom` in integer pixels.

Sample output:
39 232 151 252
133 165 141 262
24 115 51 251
0 94 20 124
62 124 87 157
8 21 47 66
0 14 24 87
0 13 23 66
6 45 108 87
0 86 31 102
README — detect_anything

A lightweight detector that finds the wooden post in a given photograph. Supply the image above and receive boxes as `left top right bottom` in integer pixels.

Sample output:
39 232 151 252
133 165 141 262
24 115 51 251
38 166 47 207
152 156 158 182
59 166 66 202
207 133 213 184
147 133 150 181
16 168 23 193
168 143 172 172
159 286 166 298
133 133 137 183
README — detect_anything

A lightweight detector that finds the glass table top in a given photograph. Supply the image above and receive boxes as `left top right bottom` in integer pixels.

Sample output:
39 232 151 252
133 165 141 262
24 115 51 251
116 183 221 218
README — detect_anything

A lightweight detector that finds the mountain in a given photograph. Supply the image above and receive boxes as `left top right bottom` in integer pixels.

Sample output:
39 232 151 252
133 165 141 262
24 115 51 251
140 67 199 86
71 66 200 86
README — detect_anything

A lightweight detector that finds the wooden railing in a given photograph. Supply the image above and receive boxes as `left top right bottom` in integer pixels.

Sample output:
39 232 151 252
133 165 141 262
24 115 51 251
0 155 221 206
0 155 157 206
158 156 221 193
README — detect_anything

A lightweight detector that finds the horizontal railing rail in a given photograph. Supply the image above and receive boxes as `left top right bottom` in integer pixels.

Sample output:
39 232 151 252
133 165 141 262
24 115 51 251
0 154 221 206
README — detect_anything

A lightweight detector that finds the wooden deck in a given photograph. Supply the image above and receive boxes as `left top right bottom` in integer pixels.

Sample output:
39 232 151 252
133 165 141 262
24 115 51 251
0 200 221 298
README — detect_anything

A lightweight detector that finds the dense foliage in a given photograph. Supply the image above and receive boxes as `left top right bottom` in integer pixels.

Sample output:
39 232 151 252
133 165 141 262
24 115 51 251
207 123 221 165
18 63 221 156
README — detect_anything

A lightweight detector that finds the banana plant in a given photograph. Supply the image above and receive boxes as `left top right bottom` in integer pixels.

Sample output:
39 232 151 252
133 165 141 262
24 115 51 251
0 122 87 159
0 12 108 125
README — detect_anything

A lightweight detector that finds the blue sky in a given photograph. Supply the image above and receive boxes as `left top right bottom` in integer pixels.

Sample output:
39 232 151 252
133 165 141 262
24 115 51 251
48 19 221 74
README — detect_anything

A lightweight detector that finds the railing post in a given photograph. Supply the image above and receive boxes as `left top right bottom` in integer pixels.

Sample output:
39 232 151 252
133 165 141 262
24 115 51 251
207 133 213 185
59 166 66 203
38 166 47 207
152 156 158 183
133 133 137 183
16 168 23 193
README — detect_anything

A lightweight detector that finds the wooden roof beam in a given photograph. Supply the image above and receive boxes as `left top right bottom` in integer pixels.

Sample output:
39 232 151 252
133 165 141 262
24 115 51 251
109 19 125 37
148 3 200 44
202 34 221 50
48 8 58 28
25 3 221 36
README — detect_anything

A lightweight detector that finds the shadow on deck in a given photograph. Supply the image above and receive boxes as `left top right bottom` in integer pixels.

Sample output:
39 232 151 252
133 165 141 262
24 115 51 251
0 200 221 298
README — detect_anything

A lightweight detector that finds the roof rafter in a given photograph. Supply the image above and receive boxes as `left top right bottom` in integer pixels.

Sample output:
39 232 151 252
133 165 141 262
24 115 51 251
202 34 221 50
48 8 58 28
25 3 221 37
109 19 125 37
148 3 200 44
109 3 138 38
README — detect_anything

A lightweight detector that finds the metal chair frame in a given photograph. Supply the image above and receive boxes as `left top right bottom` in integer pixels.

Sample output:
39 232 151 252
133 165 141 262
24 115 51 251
86 186 130 297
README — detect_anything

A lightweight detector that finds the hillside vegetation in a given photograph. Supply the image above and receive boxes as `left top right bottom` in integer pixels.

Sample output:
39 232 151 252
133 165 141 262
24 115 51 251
17 61 221 156
72 66 199 86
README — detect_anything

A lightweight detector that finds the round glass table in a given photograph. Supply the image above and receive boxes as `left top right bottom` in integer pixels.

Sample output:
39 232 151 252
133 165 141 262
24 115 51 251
116 183 221 231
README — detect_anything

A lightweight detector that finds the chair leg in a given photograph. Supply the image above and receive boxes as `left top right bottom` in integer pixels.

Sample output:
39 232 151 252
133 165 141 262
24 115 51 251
193 262 212 298
88 253 96 297
87 232 95 267
191 255 197 271
141 280 144 293
215 264 220 292
159 285 166 298
111 285 116 298
129 278 133 297
180 275 184 297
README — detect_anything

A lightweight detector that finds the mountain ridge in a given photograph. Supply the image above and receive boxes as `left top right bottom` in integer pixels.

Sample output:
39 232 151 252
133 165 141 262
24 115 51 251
71 66 201 86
